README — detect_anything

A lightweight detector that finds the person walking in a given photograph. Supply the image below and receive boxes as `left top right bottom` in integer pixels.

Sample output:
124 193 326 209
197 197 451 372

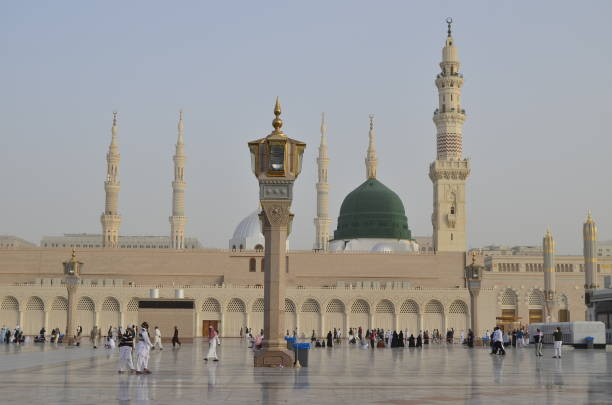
91 325 99 349
552 327 563 358
136 322 153 374
204 325 219 362
152 326 163 350
534 328 544 357
491 327 505 355
118 327 136 374
172 326 181 348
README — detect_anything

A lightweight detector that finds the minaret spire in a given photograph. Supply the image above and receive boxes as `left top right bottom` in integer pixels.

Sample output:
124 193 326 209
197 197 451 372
584 210 598 320
365 114 378 179
543 228 558 322
314 112 331 251
101 112 122 248
429 19 470 252
170 110 187 249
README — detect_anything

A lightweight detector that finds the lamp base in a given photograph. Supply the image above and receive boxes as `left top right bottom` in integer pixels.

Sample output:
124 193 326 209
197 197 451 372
253 348 294 368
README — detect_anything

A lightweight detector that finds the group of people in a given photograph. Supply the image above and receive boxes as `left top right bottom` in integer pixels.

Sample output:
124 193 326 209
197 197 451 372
482 327 530 348
241 327 264 350
116 324 183 374
1 325 25 344
304 327 475 349
488 326 565 358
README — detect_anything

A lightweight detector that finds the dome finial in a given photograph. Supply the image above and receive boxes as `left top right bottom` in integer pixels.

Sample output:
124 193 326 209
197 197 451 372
365 114 377 179
272 97 283 133
446 17 453 37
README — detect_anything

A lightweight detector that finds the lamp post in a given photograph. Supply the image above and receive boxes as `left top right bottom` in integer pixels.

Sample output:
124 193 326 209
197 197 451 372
248 98 305 367
63 249 83 345
465 251 483 335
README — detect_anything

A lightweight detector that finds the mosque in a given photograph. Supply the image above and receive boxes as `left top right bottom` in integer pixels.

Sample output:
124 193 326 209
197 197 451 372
1 21 610 340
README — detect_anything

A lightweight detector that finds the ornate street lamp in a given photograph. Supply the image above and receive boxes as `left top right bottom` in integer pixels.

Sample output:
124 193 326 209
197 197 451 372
248 98 305 367
62 249 83 345
465 251 483 335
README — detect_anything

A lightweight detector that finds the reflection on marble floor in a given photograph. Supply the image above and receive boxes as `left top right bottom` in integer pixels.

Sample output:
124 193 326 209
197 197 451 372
1 339 611 404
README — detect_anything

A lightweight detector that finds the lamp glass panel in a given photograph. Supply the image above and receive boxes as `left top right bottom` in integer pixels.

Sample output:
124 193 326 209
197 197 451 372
270 144 285 171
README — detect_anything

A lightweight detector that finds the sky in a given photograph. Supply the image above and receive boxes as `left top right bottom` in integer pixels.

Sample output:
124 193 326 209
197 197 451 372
1 1 611 254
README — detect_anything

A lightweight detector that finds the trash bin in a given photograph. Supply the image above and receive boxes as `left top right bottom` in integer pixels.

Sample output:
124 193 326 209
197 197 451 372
585 336 594 349
294 342 311 367
285 336 297 350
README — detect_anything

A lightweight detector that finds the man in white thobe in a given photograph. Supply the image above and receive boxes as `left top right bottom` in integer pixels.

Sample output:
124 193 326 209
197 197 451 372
204 326 219 361
152 326 163 350
136 322 153 374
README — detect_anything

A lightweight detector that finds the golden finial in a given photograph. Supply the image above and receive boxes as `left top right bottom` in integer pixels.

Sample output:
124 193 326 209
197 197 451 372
70 248 77 262
446 17 453 37
112 111 117 126
272 97 283 133
586 209 593 223
471 250 477 265
369 114 374 131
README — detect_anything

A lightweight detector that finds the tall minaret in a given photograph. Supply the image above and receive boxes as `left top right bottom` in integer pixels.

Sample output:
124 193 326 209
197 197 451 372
365 114 377 179
584 211 598 320
170 111 187 250
543 228 558 322
429 18 470 252
313 113 331 251
101 112 122 248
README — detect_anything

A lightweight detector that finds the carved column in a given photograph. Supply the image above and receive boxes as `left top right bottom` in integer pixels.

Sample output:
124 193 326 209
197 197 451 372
260 201 291 348
65 279 79 344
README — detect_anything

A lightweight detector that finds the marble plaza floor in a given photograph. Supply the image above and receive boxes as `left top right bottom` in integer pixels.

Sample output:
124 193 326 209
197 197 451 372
1 339 612 405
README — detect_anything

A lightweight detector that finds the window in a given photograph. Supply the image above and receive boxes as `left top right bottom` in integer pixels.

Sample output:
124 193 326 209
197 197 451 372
261 258 265 272
450 206 455 215
249 258 256 272
451 233 454 241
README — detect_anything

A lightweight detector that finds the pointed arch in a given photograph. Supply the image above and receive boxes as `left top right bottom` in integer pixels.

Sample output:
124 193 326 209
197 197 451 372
226 298 246 337
398 299 419 333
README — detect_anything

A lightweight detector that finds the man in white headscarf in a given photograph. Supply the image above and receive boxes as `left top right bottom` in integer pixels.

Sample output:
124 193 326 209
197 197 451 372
136 322 153 374
204 326 219 362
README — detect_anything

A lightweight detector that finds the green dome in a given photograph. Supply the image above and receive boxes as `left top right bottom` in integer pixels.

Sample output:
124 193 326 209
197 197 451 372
333 178 412 241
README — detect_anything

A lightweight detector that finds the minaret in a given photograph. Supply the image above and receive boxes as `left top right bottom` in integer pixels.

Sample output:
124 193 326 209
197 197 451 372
313 113 331 251
100 112 121 248
365 114 377 179
170 111 187 249
543 228 558 322
429 18 470 252
584 211 598 320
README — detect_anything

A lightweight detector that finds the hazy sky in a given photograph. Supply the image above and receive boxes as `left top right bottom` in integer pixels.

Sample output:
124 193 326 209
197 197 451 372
1 1 611 254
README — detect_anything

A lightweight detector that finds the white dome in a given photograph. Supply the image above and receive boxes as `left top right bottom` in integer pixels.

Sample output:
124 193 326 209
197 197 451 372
372 242 395 253
229 209 289 251
232 210 262 240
